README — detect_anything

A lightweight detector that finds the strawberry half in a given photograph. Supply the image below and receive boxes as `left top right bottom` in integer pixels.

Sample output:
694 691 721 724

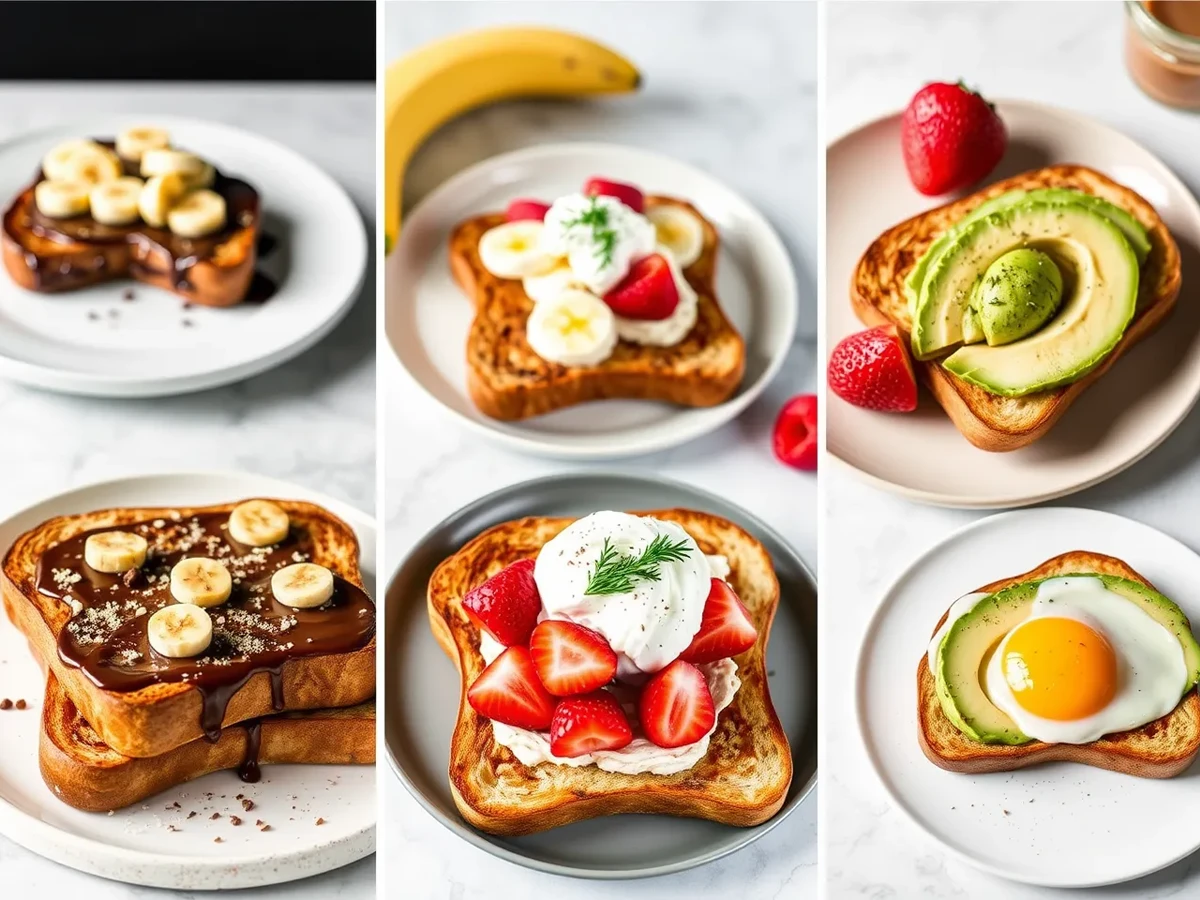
827 325 919 413
639 660 716 749
505 199 551 222
529 620 618 696
773 394 818 471
550 690 634 758
680 579 758 665
461 558 541 646
603 253 680 320
583 177 644 213
467 646 557 731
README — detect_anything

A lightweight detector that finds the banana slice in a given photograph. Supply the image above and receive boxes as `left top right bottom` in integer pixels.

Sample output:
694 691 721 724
228 500 290 547
88 176 144 226
42 140 121 186
526 288 617 367
522 260 587 304
189 163 216 190
271 563 335 610
169 557 232 608
167 189 226 238
138 173 187 228
645 205 705 269
147 604 212 659
478 221 558 279
141 148 208 182
115 126 170 162
84 531 148 574
34 180 91 219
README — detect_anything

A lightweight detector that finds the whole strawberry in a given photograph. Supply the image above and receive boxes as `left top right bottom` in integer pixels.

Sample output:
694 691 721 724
828 325 918 412
901 81 1006 196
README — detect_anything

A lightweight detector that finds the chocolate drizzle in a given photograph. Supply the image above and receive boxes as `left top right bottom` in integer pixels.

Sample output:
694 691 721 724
239 719 263 783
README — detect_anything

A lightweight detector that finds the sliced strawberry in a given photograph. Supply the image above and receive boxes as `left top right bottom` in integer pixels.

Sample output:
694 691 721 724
773 394 819 471
827 326 918 413
550 690 634 757
505 199 551 222
603 253 680 321
680 579 758 664
639 660 716 749
529 620 618 696
583 177 644 213
461 558 541 646
467 646 556 731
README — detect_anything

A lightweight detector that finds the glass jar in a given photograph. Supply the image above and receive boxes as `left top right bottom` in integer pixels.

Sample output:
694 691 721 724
1126 1 1200 109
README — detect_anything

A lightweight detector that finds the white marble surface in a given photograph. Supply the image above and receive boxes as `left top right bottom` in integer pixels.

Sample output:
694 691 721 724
826 3 1200 898
384 2 816 898
0 84 376 897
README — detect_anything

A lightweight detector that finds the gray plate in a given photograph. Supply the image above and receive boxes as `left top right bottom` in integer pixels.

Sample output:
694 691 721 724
384 473 817 879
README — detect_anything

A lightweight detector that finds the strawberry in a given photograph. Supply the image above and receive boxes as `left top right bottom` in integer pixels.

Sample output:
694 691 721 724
639 660 716 749
680 579 758 665
603 253 679 320
529 620 618 696
827 325 918 413
773 394 818 471
549 690 633 757
461 558 541 646
505 199 551 222
901 81 1006 196
467 646 557 731
583 177 644 213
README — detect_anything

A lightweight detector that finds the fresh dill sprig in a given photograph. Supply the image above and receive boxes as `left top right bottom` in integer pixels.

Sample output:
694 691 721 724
584 534 693 596
562 195 619 268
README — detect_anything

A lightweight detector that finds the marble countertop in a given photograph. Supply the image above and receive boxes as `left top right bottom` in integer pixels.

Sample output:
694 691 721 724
0 84 376 897
826 3 1200 898
383 2 816 898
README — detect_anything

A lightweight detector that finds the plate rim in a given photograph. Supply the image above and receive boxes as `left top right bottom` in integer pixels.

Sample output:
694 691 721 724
826 98 1200 509
0 469 377 890
383 470 817 879
386 140 800 460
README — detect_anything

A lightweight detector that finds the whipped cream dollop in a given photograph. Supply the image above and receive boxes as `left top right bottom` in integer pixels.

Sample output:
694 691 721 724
540 193 657 295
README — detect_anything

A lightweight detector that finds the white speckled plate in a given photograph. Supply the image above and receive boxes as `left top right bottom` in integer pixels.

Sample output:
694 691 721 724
0 472 375 889
857 507 1200 887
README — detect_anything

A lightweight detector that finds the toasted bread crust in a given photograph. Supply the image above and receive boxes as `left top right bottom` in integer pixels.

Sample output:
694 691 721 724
918 551 1200 777
450 197 746 420
428 510 792 835
852 166 1183 451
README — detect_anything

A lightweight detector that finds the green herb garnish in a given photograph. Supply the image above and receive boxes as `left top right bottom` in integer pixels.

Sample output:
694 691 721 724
563 195 618 268
584 534 692 596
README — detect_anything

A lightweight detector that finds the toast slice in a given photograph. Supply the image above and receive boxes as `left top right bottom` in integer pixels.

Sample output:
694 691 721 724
428 509 792 836
450 197 746 420
852 165 1183 451
918 551 1200 777
40 673 375 812
2 500 376 759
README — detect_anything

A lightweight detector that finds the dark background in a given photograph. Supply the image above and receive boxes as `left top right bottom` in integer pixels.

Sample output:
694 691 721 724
0 1 375 81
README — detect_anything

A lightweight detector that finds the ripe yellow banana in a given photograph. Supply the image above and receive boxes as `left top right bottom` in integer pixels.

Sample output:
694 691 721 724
383 27 641 253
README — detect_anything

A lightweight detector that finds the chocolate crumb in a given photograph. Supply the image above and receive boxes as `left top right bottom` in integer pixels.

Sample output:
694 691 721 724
255 819 263 826
122 568 143 588
122 290 135 301
167 801 181 810
187 811 197 819
230 815 242 826
15 700 25 710
236 794 244 800
182 302 194 310
167 824 179 832
210 813 221 820
0 700 10 710
258 824 271 832
315 817 325 826
241 798 255 811
213 837 223 844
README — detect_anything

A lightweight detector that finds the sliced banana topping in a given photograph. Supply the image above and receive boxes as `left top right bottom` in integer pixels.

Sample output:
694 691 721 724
88 176 144 226
522 260 586 304
84 531 148 574
141 148 207 181
34 180 91 219
138 172 187 228
478 221 558 279
228 500 290 548
147 603 212 659
645 205 705 269
188 163 216 190
42 139 121 186
115 126 170 163
526 288 618 367
271 562 334 610
167 189 227 238
169 557 232 608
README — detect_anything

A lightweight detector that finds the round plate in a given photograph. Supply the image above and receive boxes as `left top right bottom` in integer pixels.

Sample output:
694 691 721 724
0 116 367 397
827 100 1200 508
0 472 376 890
385 143 798 460
856 507 1200 887
384 472 816 878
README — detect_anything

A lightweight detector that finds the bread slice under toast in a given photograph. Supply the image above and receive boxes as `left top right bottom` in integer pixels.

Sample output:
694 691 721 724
918 551 1200 777
2 500 376 759
449 197 746 420
40 673 375 812
852 165 1183 451
427 509 792 836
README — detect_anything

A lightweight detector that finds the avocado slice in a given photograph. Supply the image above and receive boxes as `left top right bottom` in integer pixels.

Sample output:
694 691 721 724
1026 188 1151 265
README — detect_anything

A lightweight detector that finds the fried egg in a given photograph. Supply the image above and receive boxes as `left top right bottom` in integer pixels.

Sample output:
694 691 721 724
984 576 1187 744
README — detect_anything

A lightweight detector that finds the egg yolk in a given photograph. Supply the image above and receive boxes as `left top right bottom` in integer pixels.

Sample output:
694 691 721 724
1001 617 1118 721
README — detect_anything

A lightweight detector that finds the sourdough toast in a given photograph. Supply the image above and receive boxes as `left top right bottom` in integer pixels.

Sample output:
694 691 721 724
918 551 1200 777
2 499 376 759
852 165 1183 451
40 673 375 812
450 197 746 420
428 509 792 836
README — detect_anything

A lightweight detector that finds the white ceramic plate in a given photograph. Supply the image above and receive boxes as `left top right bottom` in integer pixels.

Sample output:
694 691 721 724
0 116 367 397
385 142 798 459
856 507 1200 887
0 472 376 889
827 100 1200 508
